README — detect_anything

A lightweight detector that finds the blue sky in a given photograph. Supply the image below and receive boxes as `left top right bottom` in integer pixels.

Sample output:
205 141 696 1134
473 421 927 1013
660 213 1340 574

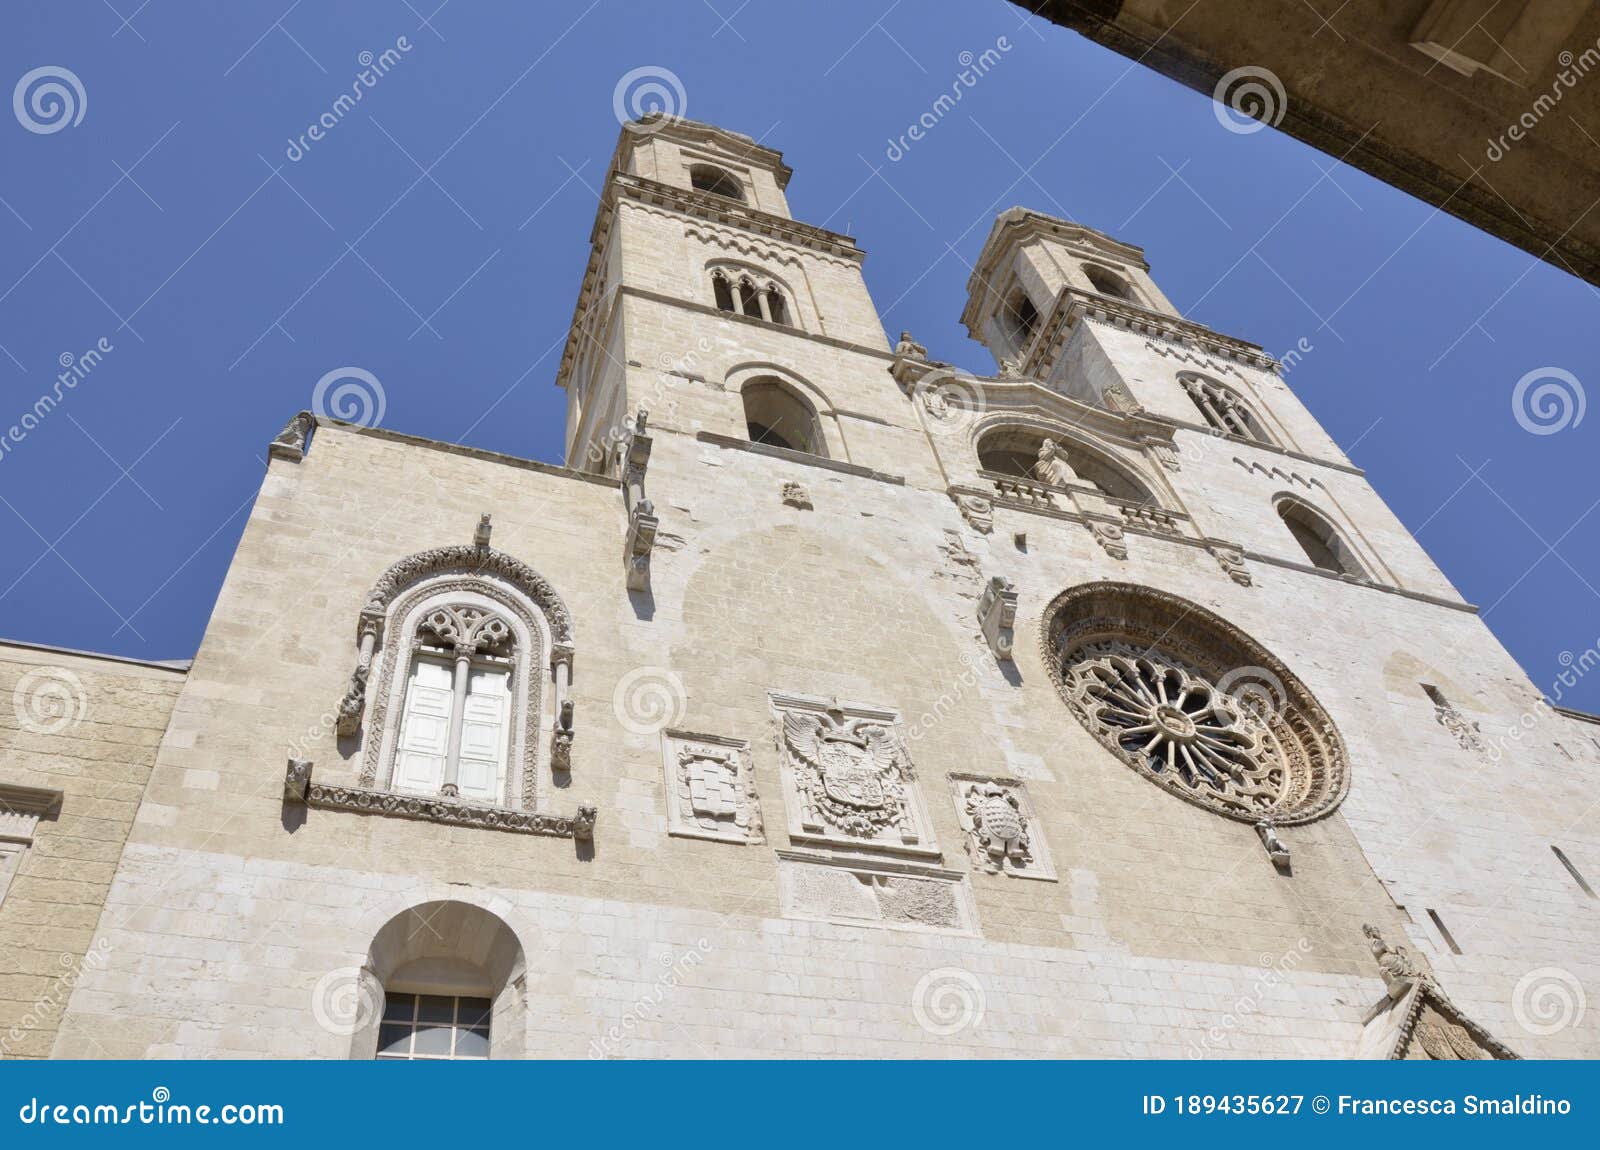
3 1 1598 711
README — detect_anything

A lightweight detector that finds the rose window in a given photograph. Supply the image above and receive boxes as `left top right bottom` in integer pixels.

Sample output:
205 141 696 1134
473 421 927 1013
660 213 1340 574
1044 583 1348 824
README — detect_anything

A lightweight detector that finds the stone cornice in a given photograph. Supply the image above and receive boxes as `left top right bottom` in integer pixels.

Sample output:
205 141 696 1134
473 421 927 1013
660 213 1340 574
0 783 64 818
1028 288 1278 379
961 208 1149 331
555 171 865 393
0 638 190 675
695 431 907 485
287 416 620 490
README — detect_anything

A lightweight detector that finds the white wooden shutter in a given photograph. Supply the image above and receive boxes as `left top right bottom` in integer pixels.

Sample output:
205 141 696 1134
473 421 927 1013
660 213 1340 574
455 666 510 801
394 658 452 794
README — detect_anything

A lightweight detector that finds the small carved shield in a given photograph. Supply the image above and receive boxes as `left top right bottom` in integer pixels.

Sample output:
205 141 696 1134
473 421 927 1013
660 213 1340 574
973 790 1024 843
819 744 885 808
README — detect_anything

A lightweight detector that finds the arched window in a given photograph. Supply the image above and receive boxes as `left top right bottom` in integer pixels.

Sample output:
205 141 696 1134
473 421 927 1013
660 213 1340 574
352 900 527 1061
742 378 826 457
343 541 576 813
1277 497 1366 578
1001 288 1039 351
1083 264 1134 302
689 163 744 201
709 267 795 328
977 425 1151 503
1180 374 1272 444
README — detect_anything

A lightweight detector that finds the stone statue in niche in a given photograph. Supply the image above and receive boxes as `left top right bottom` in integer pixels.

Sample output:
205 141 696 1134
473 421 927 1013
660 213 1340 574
1034 438 1079 488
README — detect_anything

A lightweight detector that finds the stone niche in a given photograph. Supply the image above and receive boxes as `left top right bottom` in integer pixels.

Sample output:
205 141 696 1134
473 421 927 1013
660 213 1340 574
776 851 978 936
660 730 763 845
768 691 939 862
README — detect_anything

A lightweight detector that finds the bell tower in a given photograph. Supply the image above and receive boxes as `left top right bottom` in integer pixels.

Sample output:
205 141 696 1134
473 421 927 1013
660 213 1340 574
554 116 933 487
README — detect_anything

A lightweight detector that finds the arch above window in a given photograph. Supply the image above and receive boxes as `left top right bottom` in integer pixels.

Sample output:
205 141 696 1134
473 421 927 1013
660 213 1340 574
976 424 1152 504
352 899 528 1060
689 163 744 201
1082 263 1135 302
1276 496 1367 578
741 377 827 457
1179 373 1273 444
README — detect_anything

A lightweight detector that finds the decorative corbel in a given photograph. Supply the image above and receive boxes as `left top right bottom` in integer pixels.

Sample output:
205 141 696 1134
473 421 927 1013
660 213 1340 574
572 804 598 841
977 575 1017 662
474 513 492 549
1208 541 1254 587
268 411 315 462
335 611 385 737
622 409 658 592
284 758 313 803
1255 818 1290 870
1088 520 1129 560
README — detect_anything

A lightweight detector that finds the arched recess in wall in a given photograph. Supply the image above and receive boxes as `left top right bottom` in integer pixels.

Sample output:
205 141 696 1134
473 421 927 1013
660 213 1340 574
973 419 1157 505
726 363 840 460
689 163 745 201
1274 494 1369 579
1081 262 1138 304
1178 372 1289 449
347 899 528 1060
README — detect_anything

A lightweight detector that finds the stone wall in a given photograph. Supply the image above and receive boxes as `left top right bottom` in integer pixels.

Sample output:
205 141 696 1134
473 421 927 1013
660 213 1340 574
0 642 185 1058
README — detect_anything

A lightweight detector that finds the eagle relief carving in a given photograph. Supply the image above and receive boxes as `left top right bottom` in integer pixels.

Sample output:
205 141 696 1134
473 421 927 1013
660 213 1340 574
773 695 936 858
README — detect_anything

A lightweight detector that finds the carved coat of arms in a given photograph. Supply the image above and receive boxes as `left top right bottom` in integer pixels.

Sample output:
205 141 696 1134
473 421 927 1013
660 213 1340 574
782 708 915 841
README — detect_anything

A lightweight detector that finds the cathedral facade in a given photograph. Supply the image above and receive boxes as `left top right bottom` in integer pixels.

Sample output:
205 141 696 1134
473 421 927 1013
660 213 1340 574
2 117 1596 1059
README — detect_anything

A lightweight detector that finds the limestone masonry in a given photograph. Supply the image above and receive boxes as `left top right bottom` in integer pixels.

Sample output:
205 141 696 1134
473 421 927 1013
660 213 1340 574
3 117 1595 1059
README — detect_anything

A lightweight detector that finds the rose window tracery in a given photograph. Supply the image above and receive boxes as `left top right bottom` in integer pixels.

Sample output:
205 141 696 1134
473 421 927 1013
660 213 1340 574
1043 583 1348 825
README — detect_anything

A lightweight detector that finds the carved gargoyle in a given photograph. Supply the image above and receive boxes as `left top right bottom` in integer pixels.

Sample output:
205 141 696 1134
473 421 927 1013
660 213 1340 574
1363 923 1425 999
1255 818 1290 869
571 804 598 841
284 758 313 803
552 698 575 773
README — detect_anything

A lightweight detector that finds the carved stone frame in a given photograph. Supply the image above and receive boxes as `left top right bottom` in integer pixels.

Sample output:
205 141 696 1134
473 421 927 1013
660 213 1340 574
660 730 763 845
1040 581 1350 826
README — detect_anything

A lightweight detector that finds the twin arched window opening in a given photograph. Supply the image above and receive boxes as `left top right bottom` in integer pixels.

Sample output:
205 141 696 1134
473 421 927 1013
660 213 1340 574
1181 374 1272 444
1277 497 1366 579
712 268 791 327
742 378 826 457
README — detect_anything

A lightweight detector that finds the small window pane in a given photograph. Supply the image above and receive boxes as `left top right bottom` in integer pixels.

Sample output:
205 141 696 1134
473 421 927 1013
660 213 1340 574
382 993 417 1022
457 998 492 1027
416 995 456 1024
412 1025 454 1057
377 1024 413 1057
454 1028 491 1059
